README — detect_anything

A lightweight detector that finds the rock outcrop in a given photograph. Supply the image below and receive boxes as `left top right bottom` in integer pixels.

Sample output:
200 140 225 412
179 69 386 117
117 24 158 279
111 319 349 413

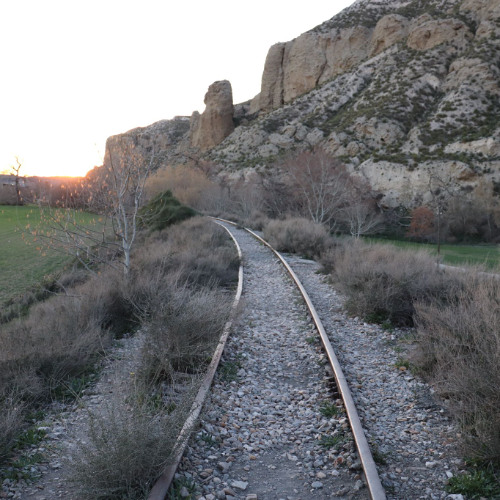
190 80 234 150
407 15 472 50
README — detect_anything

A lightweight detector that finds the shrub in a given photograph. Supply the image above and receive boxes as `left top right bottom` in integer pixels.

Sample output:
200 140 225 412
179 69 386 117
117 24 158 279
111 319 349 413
327 240 455 326
413 274 500 464
140 282 231 383
263 217 333 259
139 190 196 232
69 393 189 500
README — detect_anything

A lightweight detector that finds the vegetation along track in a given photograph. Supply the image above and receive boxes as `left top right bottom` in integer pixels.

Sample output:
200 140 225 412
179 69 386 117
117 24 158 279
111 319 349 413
157 219 385 500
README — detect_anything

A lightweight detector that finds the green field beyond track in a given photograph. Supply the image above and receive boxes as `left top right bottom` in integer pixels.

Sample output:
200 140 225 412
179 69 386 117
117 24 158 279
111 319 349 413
366 237 500 269
0 205 102 305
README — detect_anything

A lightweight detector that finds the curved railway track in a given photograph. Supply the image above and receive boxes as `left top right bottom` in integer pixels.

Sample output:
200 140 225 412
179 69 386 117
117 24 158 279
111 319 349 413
150 219 386 500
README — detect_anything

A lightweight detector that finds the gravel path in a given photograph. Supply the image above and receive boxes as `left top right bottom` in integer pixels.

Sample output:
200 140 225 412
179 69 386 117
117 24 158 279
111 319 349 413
176 225 369 500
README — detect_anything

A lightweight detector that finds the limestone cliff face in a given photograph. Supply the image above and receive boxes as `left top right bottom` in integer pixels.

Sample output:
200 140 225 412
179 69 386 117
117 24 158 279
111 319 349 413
103 117 191 173
255 5 476 111
207 0 500 208
190 80 234 150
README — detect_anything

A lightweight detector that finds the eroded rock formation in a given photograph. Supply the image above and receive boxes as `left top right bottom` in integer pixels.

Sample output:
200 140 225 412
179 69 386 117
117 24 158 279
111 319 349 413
190 80 234 150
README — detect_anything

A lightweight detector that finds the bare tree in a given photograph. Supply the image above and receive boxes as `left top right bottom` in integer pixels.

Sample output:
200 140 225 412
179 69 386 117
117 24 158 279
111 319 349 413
283 148 353 230
36 138 156 276
428 173 458 255
11 157 23 205
104 139 155 274
340 200 384 238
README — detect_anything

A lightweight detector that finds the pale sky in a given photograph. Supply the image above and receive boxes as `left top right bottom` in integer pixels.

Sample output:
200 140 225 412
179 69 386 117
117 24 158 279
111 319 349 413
0 0 354 177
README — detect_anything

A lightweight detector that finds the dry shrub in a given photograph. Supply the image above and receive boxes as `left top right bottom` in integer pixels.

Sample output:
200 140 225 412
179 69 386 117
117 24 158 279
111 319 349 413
263 217 332 259
132 217 239 293
0 268 132 403
329 240 454 325
70 394 189 499
413 274 500 463
140 281 231 383
0 393 26 461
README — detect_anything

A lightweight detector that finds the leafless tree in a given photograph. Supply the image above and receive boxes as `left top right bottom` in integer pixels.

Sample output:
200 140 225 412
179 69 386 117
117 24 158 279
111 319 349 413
11 157 23 205
104 139 155 274
280 148 355 230
36 138 157 276
340 200 384 238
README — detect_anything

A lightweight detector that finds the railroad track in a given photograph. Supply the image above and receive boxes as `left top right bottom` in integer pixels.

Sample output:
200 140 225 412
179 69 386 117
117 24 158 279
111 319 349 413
150 218 386 500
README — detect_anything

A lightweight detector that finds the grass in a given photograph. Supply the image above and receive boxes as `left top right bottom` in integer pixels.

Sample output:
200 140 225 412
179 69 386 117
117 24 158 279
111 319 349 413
446 467 500 499
0 205 103 306
365 237 500 269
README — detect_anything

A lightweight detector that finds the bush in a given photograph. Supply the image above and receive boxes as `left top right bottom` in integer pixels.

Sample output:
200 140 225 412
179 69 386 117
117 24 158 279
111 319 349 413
140 281 231 383
413 274 500 464
69 393 189 499
326 240 455 326
139 190 196 232
263 217 333 259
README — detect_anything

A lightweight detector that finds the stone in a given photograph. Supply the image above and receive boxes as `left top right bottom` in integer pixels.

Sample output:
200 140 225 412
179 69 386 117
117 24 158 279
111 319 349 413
311 481 323 489
231 480 248 490
370 14 409 56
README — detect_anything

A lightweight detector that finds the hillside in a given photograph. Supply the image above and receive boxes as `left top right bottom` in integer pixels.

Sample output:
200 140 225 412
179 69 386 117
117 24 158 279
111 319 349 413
102 0 500 208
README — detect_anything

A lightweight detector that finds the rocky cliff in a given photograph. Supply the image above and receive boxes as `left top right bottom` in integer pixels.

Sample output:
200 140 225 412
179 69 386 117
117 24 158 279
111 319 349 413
102 0 500 208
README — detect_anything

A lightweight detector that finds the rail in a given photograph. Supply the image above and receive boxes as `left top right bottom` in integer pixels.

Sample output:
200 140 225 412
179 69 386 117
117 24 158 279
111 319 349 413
152 217 386 500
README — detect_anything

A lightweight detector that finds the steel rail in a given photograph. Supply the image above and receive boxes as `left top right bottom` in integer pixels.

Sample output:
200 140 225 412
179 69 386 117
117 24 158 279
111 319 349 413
148 222 243 500
213 218 386 500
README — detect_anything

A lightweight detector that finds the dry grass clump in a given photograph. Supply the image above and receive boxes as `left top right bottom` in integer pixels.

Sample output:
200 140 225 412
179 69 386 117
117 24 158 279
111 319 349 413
0 393 26 462
326 240 454 325
132 217 239 294
140 282 231 383
413 274 500 464
263 217 333 259
69 392 190 500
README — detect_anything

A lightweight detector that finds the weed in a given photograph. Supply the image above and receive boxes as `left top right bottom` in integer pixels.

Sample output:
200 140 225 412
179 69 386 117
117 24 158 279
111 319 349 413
52 373 97 402
319 433 344 449
219 359 242 382
446 468 500 499
394 358 411 371
305 336 316 345
198 431 217 447
372 447 388 466
1 452 45 481
167 476 197 499
15 427 47 448
319 401 339 418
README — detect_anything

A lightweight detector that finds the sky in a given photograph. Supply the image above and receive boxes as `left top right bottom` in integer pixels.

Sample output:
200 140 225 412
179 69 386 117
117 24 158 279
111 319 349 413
0 0 354 178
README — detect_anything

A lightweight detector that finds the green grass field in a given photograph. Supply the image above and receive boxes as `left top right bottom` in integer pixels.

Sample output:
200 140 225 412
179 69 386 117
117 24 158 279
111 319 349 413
0 205 103 305
365 237 500 269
